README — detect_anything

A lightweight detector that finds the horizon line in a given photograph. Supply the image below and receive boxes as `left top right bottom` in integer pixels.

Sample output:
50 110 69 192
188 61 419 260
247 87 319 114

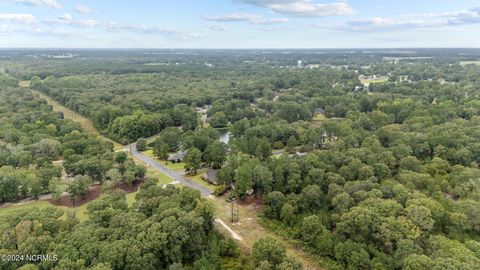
0 47 480 50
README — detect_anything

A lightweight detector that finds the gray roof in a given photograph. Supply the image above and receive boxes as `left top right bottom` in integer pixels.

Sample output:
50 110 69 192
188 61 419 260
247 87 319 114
205 168 218 180
168 150 186 161
315 107 325 114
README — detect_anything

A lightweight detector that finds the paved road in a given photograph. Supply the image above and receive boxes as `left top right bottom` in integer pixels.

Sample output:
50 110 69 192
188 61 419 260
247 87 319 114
130 143 213 197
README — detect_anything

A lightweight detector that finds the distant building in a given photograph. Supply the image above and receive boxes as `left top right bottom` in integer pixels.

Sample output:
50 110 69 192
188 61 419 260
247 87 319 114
168 150 186 163
306 64 320 69
297 60 303 68
201 168 219 185
314 107 325 114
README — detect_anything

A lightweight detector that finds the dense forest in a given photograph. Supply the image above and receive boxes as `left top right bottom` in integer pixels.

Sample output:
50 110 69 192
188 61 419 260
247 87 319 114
0 73 252 270
0 75 148 204
2 49 480 269
0 182 248 269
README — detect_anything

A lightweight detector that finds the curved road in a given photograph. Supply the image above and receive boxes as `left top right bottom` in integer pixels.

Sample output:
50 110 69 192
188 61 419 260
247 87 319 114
130 143 241 240
130 143 213 197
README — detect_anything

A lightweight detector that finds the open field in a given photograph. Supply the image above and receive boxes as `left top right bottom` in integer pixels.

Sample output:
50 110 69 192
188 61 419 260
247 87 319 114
359 76 389 86
460 60 480 66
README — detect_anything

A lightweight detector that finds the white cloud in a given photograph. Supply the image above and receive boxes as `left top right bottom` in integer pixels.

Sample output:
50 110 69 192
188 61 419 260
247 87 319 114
237 0 355 17
321 7 480 32
103 23 199 40
261 25 297 31
207 24 229 31
0 13 36 24
43 14 196 40
15 0 62 9
44 13 100 28
204 13 289 25
75 5 97 14
58 12 72 21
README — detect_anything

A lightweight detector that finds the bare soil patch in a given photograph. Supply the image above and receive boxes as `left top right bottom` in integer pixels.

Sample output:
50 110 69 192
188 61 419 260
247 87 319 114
237 196 264 208
49 180 142 208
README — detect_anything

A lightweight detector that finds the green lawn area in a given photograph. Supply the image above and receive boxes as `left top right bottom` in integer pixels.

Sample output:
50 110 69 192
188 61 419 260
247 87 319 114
0 200 89 221
360 76 389 86
19 80 30 87
312 113 326 122
165 162 186 171
145 166 174 186
186 168 217 190
0 201 64 218
125 192 138 206
460 60 480 66
143 149 187 171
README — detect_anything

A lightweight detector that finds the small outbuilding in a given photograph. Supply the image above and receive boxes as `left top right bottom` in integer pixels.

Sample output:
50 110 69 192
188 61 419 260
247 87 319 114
201 168 219 185
314 107 325 114
168 150 186 163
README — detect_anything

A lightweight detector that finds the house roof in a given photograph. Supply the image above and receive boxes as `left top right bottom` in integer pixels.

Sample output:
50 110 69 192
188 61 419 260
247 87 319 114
205 168 218 179
315 107 325 114
168 150 186 161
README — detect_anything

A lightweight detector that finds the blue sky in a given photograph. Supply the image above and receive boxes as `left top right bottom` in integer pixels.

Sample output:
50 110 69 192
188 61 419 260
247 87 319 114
0 0 480 48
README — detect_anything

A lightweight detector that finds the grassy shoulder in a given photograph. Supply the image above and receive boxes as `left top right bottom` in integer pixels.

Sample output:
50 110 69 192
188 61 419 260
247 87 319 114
185 168 217 190
143 149 187 171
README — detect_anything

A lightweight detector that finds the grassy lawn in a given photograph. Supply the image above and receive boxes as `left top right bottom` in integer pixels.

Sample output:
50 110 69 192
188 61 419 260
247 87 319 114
165 162 186 171
312 113 326 122
143 149 186 171
360 76 389 86
0 201 64 218
19 80 30 87
186 168 217 190
0 200 90 221
125 192 138 206
460 60 480 66
144 166 174 186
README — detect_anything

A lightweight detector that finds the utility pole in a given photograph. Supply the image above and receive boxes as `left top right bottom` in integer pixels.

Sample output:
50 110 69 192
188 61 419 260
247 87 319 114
230 199 238 223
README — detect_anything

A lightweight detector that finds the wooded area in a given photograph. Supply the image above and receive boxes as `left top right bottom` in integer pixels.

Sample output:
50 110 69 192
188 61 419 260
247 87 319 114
1 48 480 269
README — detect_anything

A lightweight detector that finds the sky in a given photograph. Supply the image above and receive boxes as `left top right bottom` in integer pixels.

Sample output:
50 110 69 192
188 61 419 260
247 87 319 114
0 0 480 48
